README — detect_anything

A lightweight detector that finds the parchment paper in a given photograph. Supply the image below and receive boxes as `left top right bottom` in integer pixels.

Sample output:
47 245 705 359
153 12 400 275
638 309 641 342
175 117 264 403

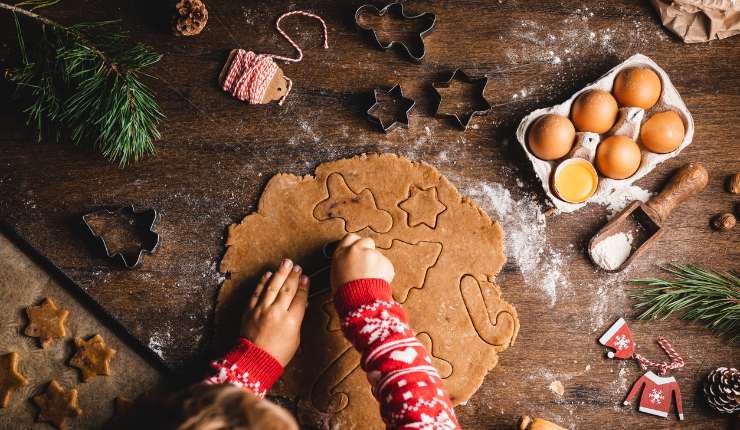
0 232 164 429
651 0 740 43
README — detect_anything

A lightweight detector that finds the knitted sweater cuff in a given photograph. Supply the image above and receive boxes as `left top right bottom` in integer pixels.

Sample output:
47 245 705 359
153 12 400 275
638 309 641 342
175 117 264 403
335 278 393 317
221 338 284 390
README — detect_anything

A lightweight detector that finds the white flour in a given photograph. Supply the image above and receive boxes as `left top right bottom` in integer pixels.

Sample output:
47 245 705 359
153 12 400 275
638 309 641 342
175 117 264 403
465 182 569 306
590 232 633 271
591 185 653 218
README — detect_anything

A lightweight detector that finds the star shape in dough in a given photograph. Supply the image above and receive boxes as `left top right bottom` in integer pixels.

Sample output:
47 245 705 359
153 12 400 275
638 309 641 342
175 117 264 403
33 380 82 429
399 186 447 228
0 352 28 408
70 334 117 382
25 298 69 348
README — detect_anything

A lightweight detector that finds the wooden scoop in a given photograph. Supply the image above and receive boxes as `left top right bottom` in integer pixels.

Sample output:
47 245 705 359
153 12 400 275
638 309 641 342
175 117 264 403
588 162 708 272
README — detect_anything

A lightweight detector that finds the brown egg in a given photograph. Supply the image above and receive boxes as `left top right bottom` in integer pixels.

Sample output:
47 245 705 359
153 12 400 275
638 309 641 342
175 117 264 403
527 114 575 160
640 111 685 154
571 89 619 133
596 135 642 179
613 67 662 109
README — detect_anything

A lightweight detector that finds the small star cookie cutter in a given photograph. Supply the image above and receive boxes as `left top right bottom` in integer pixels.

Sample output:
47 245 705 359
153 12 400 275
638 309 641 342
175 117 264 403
367 84 415 133
82 205 160 269
432 69 491 130
354 2 436 63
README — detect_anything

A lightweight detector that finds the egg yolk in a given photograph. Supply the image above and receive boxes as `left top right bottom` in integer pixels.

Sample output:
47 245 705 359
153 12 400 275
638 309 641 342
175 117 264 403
554 159 598 203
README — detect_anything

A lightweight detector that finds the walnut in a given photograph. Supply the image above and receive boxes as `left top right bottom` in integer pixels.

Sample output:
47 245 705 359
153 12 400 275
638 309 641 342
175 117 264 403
727 173 740 194
172 0 208 37
711 213 736 231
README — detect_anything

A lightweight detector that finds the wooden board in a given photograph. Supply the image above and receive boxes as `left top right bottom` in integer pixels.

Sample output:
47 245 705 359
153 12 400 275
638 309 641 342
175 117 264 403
0 1 738 428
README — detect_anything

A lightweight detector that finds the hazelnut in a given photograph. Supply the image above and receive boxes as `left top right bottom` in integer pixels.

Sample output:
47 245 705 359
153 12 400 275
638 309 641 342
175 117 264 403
711 213 736 231
727 173 740 194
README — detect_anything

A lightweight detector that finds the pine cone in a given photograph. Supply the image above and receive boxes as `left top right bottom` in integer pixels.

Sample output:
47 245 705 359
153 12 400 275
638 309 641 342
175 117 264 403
172 0 208 37
704 367 740 414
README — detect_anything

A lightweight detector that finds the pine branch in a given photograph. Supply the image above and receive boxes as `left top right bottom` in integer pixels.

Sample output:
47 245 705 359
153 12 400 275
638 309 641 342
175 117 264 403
628 264 740 342
1 2 163 166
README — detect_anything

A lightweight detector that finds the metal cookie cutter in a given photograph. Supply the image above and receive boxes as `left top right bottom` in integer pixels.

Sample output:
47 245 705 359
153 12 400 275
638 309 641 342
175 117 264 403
432 69 491 130
367 84 415 132
82 205 160 269
354 2 436 63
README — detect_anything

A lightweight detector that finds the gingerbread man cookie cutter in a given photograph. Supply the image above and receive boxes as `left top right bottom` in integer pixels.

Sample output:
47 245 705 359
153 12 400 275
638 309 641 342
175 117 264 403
354 2 436 63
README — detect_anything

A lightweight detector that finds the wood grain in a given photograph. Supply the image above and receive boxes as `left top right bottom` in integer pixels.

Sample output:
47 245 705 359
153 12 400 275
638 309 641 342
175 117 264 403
0 1 738 428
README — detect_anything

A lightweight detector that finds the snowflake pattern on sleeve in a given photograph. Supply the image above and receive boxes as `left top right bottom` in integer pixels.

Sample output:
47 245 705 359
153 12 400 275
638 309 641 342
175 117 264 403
204 338 283 399
337 279 461 430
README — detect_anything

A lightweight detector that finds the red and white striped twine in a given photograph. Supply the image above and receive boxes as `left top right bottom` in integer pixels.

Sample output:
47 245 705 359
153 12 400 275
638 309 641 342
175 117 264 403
221 10 329 106
633 336 684 376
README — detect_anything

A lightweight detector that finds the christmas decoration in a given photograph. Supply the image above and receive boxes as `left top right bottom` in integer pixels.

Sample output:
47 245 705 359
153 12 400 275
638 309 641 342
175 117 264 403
704 367 740 414
598 317 636 359
624 337 685 420
0 1 163 166
633 336 685 376
629 264 740 342
219 10 328 106
624 371 684 420
598 319 688 420
172 0 208 37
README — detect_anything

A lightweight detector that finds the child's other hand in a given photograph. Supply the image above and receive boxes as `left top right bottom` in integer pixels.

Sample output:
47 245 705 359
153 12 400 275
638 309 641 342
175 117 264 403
241 258 309 367
331 234 395 289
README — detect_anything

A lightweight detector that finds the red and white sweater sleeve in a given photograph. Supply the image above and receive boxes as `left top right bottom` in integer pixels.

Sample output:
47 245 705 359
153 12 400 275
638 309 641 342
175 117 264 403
204 338 283 399
335 278 460 430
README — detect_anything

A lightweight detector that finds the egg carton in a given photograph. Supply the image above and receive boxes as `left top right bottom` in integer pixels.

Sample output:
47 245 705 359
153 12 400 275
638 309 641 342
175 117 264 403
515 53 694 213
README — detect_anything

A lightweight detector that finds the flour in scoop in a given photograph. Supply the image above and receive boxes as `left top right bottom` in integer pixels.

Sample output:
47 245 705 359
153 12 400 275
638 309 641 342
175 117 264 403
591 232 633 270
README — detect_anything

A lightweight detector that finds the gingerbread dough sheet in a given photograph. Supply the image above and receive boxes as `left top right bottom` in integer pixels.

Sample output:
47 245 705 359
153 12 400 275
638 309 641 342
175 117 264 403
0 231 164 429
217 154 519 429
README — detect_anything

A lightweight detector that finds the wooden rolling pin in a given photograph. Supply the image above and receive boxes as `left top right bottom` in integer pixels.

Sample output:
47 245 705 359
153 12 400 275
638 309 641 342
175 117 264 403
518 415 566 430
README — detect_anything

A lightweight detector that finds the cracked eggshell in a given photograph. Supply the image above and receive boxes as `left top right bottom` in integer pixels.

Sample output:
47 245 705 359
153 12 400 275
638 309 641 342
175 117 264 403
515 54 694 213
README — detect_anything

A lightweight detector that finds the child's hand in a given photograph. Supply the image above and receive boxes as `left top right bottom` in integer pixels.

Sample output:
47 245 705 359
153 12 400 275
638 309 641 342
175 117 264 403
241 258 309 367
331 233 395 288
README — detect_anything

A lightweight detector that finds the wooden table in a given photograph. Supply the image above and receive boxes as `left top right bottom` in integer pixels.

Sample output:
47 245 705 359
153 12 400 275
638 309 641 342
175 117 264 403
1 1 738 428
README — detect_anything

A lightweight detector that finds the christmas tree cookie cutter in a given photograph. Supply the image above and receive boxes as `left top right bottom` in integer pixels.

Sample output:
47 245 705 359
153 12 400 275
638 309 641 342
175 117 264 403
432 69 491 130
82 205 160 269
354 2 436 63
366 84 415 132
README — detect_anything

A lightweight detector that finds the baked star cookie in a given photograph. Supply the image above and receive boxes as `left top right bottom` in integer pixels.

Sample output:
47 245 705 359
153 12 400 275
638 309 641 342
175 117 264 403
24 298 69 348
33 380 82 429
70 334 116 382
0 352 28 408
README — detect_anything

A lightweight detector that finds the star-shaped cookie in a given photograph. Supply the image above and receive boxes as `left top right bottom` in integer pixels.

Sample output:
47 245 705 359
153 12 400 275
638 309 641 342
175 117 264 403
399 186 446 228
33 380 82 429
25 298 69 348
0 352 28 408
70 334 116 382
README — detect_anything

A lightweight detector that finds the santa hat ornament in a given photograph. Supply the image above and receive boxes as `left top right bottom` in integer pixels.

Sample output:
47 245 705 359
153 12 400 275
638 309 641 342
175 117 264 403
599 318 635 359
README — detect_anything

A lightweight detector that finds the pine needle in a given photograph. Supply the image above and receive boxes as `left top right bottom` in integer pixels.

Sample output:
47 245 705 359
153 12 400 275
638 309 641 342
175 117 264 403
2 2 163 166
628 264 740 342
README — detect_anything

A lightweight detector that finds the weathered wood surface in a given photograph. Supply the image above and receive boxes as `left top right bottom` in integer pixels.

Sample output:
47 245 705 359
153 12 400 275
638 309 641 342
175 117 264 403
0 1 738 428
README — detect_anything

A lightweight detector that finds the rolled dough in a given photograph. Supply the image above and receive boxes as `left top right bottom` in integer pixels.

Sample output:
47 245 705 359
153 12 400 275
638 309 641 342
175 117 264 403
217 154 519 429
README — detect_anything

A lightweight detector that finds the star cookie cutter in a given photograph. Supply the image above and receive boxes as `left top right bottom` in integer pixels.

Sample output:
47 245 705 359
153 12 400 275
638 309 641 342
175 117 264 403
82 205 160 269
367 84 415 132
354 2 436 63
432 69 491 130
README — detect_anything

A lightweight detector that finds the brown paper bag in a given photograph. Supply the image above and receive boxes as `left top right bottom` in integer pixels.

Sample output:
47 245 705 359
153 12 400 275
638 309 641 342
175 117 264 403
651 0 740 43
